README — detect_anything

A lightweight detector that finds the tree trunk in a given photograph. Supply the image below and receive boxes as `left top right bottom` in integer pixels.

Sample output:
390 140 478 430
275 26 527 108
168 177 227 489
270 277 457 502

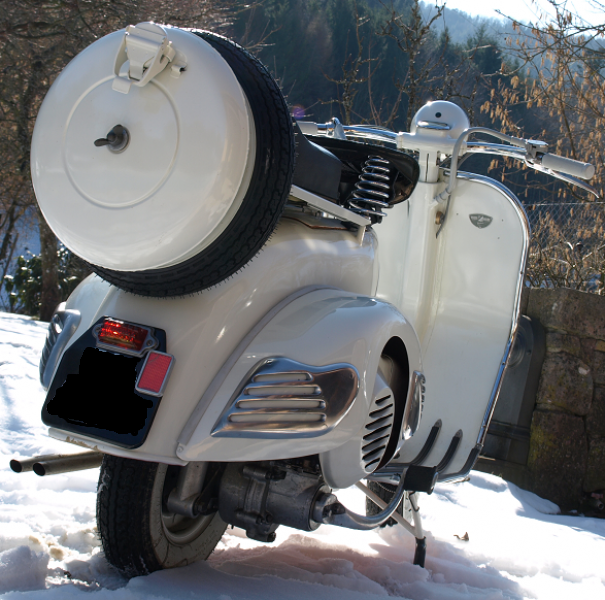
38 211 60 322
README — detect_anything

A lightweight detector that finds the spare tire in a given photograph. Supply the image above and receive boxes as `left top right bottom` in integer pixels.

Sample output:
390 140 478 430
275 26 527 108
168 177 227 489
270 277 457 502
31 25 295 297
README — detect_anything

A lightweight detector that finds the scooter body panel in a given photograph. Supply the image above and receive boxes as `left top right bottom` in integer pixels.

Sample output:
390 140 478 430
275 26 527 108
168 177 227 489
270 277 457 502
384 173 529 475
45 216 394 464
176 288 421 474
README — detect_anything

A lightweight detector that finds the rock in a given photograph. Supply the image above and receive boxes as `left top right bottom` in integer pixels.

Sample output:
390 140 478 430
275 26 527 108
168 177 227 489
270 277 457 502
586 386 605 439
527 288 605 341
585 438 605 492
535 352 593 416
591 349 605 386
545 332 582 357
527 409 587 510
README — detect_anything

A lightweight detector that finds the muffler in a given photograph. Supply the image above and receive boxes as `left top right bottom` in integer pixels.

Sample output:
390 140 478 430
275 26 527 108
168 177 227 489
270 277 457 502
10 451 103 476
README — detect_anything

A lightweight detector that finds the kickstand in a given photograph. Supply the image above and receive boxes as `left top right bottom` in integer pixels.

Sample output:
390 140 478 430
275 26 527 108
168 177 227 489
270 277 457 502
356 483 428 568
409 492 426 568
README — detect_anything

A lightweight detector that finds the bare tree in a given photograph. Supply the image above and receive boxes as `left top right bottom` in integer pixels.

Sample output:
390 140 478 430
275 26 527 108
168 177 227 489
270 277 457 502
0 0 240 320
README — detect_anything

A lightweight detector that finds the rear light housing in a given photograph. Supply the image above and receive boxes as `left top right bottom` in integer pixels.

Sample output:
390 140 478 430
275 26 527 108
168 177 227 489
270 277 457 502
93 318 158 357
135 351 175 397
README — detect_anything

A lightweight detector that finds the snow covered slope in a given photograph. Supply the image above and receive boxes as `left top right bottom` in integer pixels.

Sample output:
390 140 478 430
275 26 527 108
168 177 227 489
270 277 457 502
0 311 604 599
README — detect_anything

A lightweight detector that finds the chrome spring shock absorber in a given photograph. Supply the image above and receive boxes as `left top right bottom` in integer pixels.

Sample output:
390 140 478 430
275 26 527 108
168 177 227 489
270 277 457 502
347 156 394 219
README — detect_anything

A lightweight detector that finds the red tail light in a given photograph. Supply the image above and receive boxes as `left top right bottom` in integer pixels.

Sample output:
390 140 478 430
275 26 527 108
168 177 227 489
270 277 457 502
94 319 157 356
136 351 174 397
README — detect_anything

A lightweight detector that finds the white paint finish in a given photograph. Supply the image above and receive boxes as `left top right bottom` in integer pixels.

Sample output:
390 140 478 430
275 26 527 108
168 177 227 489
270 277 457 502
395 176 526 473
31 26 254 271
375 182 445 346
177 289 421 471
53 218 378 462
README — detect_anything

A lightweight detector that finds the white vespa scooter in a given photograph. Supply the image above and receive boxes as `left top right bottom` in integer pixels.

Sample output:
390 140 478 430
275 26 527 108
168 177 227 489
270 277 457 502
12 23 596 577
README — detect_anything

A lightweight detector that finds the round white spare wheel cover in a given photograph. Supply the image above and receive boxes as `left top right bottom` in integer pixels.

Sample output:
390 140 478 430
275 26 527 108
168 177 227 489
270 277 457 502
31 23 254 272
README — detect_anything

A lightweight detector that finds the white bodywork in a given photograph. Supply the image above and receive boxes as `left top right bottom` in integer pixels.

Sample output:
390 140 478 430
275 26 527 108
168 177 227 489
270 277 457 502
49 216 424 471
47 165 528 482
375 174 527 476
38 62 531 486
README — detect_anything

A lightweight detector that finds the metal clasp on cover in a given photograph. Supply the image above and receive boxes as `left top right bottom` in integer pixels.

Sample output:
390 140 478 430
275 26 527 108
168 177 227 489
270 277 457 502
112 22 180 94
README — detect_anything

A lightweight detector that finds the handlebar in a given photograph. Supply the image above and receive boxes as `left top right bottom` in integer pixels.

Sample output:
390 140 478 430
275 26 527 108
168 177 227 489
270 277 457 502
539 154 595 180
296 119 598 196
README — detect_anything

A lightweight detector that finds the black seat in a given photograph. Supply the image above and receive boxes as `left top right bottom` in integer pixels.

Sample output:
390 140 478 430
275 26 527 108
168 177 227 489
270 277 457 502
292 121 342 201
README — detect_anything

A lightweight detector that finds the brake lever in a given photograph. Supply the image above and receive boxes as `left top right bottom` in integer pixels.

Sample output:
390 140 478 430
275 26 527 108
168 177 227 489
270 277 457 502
525 159 600 198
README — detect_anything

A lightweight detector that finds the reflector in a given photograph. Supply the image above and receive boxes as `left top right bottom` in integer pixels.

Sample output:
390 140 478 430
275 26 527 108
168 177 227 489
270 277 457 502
136 351 174 397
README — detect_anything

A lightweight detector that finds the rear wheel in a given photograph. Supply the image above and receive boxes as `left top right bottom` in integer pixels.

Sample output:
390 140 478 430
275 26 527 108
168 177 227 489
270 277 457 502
89 31 295 297
96 455 226 577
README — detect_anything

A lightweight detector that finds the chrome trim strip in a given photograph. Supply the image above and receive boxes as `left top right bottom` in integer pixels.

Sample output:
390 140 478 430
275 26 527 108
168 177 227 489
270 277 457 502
453 171 531 447
40 304 81 390
464 142 526 160
417 120 451 131
402 370 425 440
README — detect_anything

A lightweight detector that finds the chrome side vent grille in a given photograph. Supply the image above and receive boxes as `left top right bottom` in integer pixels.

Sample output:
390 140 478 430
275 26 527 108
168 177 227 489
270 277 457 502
212 357 359 438
362 392 395 471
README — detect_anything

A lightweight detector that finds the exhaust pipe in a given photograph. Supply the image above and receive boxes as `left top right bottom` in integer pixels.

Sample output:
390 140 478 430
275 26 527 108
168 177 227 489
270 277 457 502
10 451 103 476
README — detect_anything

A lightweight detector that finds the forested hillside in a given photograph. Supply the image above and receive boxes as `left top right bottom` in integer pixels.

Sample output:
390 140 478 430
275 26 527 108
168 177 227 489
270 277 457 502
229 0 513 130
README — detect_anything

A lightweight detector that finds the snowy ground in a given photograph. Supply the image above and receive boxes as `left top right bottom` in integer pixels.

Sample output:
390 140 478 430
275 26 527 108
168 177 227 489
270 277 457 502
1 311 604 599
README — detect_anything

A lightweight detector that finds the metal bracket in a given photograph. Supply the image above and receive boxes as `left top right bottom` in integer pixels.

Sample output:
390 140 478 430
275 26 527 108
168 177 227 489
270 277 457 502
112 22 177 94
166 462 208 518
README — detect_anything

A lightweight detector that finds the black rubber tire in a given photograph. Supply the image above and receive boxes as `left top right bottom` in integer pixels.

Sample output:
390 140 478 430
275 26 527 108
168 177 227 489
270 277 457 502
365 481 405 527
89 31 295 297
96 455 227 577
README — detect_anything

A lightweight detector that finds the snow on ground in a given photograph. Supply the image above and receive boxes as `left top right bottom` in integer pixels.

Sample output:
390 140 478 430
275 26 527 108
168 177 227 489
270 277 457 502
0 311 604 599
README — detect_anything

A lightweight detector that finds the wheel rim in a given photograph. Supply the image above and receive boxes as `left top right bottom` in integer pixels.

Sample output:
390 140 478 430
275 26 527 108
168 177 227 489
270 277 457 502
161 509 214 546
160 464 215 546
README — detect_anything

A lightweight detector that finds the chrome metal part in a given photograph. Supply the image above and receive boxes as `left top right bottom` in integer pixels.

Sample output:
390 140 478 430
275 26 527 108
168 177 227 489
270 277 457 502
315 465 408 531
409 493 424 536
362 382 395 471
290 184 371 228
10 451 103 476
212 357 359 438
465 141 598 195
464 142 527 160
312 122 399 146
403 371 425 440
356 482 416 536
40 303 81 390
219 463 328 542
416 120 451 131
166 462 208 518
347 156 394 219
435 128 526 235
